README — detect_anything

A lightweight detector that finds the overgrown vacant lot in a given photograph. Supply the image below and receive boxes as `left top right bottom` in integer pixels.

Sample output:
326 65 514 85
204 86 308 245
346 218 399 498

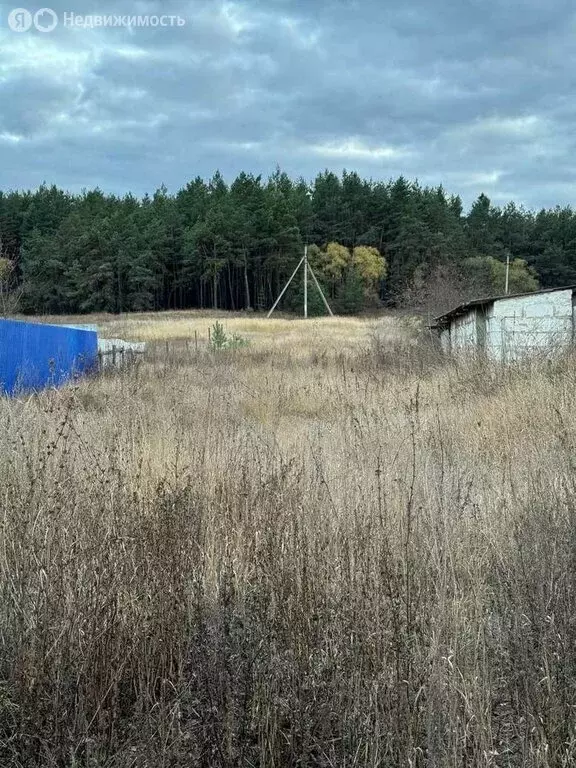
2 312 576 767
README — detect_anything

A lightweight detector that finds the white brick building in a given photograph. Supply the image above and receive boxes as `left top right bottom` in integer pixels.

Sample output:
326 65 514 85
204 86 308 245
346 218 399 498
433 286 576 361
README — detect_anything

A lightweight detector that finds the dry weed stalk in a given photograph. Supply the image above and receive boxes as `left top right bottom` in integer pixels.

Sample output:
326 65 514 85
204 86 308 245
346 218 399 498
0 315 575 766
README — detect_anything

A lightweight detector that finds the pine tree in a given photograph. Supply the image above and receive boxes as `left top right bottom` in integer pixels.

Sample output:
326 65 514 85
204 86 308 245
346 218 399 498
5 170 576 315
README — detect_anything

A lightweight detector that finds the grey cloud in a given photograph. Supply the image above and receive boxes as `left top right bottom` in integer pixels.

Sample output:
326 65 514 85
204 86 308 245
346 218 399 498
0 0 575 208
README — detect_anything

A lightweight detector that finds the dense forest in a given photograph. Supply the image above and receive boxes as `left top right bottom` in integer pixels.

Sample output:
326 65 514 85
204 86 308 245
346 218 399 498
0 169 575 317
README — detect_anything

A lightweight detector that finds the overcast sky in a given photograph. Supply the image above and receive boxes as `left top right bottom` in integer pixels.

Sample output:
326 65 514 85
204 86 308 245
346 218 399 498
0 0 575 210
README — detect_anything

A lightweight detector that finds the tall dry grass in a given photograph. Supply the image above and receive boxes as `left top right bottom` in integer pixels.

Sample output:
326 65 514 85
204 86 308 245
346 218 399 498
1 313 576 766
31 309 393 353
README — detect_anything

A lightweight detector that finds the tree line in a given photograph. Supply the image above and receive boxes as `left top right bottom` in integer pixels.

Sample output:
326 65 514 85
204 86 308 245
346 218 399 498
0 169 575 317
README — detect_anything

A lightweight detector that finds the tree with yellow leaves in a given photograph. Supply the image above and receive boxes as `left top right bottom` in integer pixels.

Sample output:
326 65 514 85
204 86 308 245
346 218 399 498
305 242 387 313
352 246 387 291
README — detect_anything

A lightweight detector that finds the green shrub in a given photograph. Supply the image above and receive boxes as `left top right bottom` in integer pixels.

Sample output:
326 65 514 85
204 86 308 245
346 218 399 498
210 321 250 351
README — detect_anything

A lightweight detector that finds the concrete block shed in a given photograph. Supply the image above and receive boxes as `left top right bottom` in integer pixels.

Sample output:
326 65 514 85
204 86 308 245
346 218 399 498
433 286 576 362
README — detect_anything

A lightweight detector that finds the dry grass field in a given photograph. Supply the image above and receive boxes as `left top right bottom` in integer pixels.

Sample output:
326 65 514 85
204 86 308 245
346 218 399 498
34 309 411 355
1 311 576 766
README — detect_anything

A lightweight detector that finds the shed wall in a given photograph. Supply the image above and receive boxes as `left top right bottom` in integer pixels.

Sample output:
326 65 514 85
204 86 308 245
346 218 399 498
98 338 146 369
485 289 573 361
439 328 451 353
451 310 478 349
0 319 98 395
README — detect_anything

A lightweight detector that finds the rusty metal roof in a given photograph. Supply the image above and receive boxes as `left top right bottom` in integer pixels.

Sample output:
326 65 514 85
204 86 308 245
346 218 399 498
431 285 576 328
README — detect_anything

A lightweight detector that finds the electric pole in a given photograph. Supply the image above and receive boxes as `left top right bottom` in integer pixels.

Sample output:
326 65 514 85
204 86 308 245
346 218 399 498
304 245 308 319
267 245 334 319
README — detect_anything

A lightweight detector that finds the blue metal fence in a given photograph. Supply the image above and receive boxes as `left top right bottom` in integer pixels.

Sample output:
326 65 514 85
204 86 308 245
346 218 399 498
0 319 98 396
